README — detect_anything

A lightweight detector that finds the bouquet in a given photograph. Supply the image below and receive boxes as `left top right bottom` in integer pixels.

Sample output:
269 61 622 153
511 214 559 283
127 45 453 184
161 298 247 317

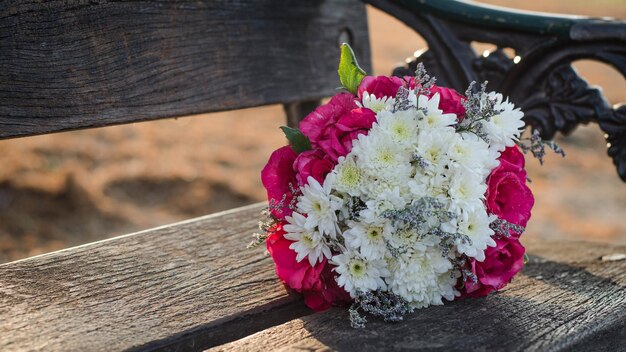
254 44 562 327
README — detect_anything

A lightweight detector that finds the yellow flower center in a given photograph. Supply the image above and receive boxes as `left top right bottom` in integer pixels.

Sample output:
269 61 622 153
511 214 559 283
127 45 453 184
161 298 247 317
349 260 367 278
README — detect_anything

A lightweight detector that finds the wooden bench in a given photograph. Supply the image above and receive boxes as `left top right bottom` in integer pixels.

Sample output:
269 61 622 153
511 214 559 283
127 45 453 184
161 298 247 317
1 0 625 350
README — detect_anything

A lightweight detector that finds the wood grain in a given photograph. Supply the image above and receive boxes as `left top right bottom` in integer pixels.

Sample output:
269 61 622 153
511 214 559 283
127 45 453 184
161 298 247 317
210 238 626 352
0 0 371 139
0 203 312 351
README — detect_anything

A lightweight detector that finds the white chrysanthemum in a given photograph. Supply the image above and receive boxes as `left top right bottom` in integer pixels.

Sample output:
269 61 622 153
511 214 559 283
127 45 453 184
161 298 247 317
333 155 364 197
332 251 390 297
455 210 497 261
414 128 457 169
375 109 419 146
408 172 450 201
284 212 331 266
447 173 487 215
386 226 437 254
483 92 525 151
343 220 393 260
297 175 343 239
359 187 408 223
417 93 458 129
359 91 395 113
351 131 412 176
449 132 499 178
360 174 412 202
388 238 455 308
407 89 418 107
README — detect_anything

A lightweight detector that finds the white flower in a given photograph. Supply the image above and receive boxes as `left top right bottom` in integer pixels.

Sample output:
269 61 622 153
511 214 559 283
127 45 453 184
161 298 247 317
449 132 499 178
332 155 364 197
343 220 392 260
387 226 434 254
408 172 450 202
359 187 408 223
284 212 332 266
351 131 412 178
375 109 419 146
359 91 395 113
296 175 343 239
483 92 525 151
414 127 457 169
447 173 487 215
387 239 456 308
417 93 458 129
332 250 390 297
407 89 418 107
455 210 497 261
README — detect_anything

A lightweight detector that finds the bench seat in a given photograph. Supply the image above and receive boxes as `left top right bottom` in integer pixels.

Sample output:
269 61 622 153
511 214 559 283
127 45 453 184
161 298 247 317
1 203 624 351
0 203 310 351
212 238 626 351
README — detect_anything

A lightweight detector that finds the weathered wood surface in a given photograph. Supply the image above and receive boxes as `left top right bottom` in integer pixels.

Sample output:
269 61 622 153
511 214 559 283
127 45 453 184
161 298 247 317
0 204 624 351
0 0 370 139
0 203 312 351
210 238 626 352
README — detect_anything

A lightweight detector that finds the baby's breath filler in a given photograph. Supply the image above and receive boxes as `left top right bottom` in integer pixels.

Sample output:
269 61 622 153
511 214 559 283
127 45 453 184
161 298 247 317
518 129 566 164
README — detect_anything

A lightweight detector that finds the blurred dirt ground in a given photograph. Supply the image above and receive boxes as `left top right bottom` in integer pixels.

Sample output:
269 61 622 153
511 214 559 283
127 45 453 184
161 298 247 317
1 1 625 263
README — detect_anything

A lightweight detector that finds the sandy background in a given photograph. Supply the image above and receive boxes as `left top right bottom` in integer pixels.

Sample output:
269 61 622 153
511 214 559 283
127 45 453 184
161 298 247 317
1 1 625 263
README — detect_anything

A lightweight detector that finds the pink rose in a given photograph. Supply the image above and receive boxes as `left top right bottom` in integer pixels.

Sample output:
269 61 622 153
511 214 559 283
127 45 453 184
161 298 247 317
266 223 325 291
357 75 407 99
486 146 534 228
499 144 526 168
429 85 466 120
303 264 352 312
299 93 357 145
293 149 335 186
317 107 376 161
261 146 297 219
266 223 350 311
462 236 526 298
403 76 417 90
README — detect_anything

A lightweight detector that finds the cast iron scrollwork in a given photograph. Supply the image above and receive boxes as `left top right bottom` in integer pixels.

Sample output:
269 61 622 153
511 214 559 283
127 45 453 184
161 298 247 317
364 0 626 181
472 49 514 87
599 105 626 180
522 65 606 137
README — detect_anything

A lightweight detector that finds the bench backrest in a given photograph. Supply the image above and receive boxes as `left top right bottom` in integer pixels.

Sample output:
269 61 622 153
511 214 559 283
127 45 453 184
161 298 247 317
0 0 371 139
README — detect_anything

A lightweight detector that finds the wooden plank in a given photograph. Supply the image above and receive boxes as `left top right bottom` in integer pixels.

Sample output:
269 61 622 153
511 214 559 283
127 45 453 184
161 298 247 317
209 238 626 352
0 0 371 139
0 203 312 351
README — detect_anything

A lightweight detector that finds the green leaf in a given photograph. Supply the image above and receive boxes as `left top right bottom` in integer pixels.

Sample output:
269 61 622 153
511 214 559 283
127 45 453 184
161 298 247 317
523 253 529 264
338 43 366 95
280 126 312 154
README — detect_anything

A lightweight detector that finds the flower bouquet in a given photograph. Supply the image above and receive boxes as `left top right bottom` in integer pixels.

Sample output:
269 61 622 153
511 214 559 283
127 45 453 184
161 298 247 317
253 44 562 327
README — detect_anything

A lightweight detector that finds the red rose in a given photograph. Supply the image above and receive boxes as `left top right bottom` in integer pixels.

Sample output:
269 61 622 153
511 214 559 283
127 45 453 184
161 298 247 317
266 223 324 291
499 144 526 169
293 149 335 186
317 107 376 161
403 76 417 90
261 146 297 220
266 223 350 311
429 85 466 120
299 93 357 145
303 264 352 312
486 146 534 228
357 75 407 99
462 236 526 298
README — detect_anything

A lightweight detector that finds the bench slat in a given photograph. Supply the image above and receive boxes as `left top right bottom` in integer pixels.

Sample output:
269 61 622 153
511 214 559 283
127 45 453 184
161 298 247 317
209 239 626 352
0 203 310 351
0 0 370 139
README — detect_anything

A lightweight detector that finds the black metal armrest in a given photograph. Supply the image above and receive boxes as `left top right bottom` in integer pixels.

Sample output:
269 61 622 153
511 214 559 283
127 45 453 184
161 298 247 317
365 0 626 181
